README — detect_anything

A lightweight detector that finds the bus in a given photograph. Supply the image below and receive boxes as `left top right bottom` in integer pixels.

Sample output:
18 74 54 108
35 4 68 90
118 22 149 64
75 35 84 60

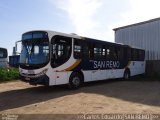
0 48 8 68
19 30 145 89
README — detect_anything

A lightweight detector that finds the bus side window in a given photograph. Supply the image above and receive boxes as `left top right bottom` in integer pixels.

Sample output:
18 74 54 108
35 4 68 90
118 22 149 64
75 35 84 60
136 49 140 61
127 48 131 60
0 51 4 58
74 39 83 59
109 46 123 60
114 47 120 60
139 50 145 61
82 42 89 59
131 49 136 61
114 47 118 60
93 45 102 59
117 47 123 60
137 49 140 61
88 43 94 59
102 46 106 59
106 46 110 60
110 46 117 60
132 49 139 61
138 49 145 61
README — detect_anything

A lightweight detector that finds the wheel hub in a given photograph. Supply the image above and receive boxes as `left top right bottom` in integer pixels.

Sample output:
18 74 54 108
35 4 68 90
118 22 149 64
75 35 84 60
72 77 80 86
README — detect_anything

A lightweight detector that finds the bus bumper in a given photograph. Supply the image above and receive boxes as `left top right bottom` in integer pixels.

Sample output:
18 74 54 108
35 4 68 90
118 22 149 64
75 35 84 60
20 74 49 86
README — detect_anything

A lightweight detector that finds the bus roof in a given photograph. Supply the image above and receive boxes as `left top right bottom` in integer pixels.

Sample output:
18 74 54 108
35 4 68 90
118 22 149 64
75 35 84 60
0 47 7 51
22 30 144 50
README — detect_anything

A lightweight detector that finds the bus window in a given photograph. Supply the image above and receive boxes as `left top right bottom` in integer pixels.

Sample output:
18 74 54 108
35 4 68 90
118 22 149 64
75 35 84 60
106 46 111 59
136 49 140 60
139 50 145 61
117 47 124 60
102 46 106 59
51 36 72 68
0 51 4 58
0 48 7 58
87 43 94 59
132 49 140 61
126 48 131 61
74 39 83 59
137 49 145 61
108 46 122 60
94 46 102 59
113 47 118 60
110 46 117 60
82 42 90 59
132 49 136 61
34 46 39 54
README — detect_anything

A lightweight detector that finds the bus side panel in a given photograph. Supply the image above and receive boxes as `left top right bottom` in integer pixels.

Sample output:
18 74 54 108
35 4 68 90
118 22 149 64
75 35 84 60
83 71 92 82
129 61 145 76
91 69 124 81
47 70 56 86
91 70 108 81
111 69 124 79
55 72 71 85
84 69 124 82
91 70 103 81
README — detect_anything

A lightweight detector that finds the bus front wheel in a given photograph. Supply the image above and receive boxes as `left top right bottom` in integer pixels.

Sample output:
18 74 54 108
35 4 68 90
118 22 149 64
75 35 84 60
68 72 82 89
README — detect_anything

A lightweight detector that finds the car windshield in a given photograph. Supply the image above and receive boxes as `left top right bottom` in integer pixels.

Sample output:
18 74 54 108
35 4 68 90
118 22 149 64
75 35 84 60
20 40 49 65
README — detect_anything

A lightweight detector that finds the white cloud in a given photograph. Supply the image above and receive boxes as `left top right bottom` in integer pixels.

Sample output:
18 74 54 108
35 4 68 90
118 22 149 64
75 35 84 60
51 0 160 42
50 0 132 42
129 0 160 21
112 0 160 28
54 0 102 36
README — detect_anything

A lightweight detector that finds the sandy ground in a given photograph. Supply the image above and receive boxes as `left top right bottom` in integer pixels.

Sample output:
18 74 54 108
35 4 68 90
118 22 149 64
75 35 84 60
0 78 160 119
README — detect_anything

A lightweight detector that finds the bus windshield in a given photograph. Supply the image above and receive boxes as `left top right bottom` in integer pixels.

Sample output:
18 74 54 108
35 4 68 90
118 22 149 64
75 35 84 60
20 40 49 66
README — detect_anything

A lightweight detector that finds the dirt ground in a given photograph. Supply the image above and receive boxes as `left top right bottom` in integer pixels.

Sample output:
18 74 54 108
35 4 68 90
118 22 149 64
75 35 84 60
0 78 160 119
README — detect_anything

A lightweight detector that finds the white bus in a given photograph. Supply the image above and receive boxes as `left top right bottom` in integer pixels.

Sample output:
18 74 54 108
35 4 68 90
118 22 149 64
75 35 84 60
0 48 8 68
19 30 145 89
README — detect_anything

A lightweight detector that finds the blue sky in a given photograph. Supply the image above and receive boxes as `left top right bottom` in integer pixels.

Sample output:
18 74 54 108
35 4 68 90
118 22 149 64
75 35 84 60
1 0 160 55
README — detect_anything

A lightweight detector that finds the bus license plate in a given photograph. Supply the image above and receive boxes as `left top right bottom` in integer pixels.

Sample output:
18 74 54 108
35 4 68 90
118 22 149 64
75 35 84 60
25 77 30 81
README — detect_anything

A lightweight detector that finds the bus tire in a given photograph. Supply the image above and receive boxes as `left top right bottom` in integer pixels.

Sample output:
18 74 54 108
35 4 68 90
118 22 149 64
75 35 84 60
68 72 82 89
124 69 130 80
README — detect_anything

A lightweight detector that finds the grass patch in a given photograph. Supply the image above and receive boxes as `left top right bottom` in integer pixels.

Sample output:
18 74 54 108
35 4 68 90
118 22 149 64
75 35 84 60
0 68 19 83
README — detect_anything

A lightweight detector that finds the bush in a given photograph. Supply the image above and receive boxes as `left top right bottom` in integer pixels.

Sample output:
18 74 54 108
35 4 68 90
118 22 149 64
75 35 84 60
0 68 19 82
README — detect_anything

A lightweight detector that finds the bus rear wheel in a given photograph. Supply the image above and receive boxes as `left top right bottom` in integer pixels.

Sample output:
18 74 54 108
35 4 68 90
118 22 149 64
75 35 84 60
68 72 82 89
124 70 130 80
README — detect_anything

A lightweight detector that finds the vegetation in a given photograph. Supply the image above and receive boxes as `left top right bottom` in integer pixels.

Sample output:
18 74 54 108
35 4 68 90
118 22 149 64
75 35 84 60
0 68 19 82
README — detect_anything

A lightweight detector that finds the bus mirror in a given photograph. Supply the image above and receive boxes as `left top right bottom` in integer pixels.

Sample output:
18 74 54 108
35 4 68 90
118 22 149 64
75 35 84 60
15 40 22 55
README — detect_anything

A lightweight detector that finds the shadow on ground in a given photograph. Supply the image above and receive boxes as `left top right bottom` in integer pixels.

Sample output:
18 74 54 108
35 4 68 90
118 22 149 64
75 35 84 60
0 77 160 111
